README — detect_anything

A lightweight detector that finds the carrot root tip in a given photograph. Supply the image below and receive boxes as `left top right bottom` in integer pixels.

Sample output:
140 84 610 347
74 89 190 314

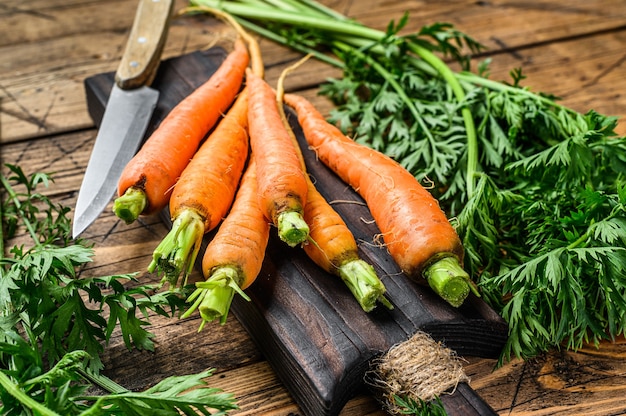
277 211 310 247
148 209 205 288
338 259 392 312
423 256 472 308
185 266 249 327
113 187 148 224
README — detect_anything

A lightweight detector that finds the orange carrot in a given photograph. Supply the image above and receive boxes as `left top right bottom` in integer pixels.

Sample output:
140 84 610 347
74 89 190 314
246 69 309 247
301 180 393 311
284 93 475 307
113 38 249 223
181 158 270 327
148 89 250 286
274 61 390 312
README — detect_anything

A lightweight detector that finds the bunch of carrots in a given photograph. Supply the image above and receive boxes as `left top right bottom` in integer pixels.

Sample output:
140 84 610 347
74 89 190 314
110 7 475 327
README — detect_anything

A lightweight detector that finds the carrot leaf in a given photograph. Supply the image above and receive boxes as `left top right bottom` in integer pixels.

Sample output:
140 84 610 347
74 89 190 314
1 164 236 414
78 369 238 415
149 209 205 288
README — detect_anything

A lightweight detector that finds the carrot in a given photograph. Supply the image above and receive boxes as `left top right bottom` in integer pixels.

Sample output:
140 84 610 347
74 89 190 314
284 92 475 307
181 158 270 327
274 59 391 312
302 180 394 311
246 69 309 247
112 38 250 223
148 88 250 286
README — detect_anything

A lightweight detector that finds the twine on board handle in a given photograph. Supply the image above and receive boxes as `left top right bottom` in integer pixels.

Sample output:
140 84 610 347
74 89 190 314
366 331 469 414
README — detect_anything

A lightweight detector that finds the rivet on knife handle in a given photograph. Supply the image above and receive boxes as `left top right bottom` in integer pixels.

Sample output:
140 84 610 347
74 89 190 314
116 0 174 90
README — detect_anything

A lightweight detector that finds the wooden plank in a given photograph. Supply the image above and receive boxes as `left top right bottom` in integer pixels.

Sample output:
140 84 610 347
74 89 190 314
4 0 624 48
348 0 626 50
0 0 133 47
465 338 626 415
3 33 624 143
3 0 626 143
0 0 229 143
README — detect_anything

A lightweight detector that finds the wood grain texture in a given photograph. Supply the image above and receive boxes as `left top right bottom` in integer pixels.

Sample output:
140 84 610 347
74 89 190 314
3 1 626 415
3 0 626 142
0 0 229 142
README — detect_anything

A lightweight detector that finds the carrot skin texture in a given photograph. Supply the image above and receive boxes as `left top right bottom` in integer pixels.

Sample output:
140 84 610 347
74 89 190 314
114 39 250 219
183 159 270 327
148 89 250 286
245 70 309 247
303 179 391 311
284 93 471 307
169 89 249 231
200 159 269 290
302 182 358 273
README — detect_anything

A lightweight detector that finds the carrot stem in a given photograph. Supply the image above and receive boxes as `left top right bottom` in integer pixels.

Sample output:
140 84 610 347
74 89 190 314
148 209 204 287
112 186 148 224
191 0 377 38
277 211 310 247
406 42 478 198
182 265 251 328
423 256 475 307
337 259 393 312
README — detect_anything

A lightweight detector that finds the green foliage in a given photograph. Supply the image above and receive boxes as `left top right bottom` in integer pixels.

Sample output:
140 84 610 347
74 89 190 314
392 395 447 415
319 21 479 189
1 163 73 247
0 164 237 415
79 369 237 415
191 0 626 364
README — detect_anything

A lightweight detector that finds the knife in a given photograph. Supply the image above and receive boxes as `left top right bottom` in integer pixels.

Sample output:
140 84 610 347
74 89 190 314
73 0 174 238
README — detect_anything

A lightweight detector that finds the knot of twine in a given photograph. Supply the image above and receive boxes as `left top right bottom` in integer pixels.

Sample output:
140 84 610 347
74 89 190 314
365 331 469 414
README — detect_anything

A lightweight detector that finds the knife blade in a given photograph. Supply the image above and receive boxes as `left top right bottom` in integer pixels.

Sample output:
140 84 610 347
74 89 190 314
73 0 174 238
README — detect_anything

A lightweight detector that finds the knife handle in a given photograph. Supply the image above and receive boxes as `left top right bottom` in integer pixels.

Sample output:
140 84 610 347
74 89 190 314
116 0 174 90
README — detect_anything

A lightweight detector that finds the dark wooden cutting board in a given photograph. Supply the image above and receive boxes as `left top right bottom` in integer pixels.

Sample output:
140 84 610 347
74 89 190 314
84 47 508 416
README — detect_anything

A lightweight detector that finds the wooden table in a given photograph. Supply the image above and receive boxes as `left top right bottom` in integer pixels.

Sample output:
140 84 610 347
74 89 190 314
2 0 626 414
